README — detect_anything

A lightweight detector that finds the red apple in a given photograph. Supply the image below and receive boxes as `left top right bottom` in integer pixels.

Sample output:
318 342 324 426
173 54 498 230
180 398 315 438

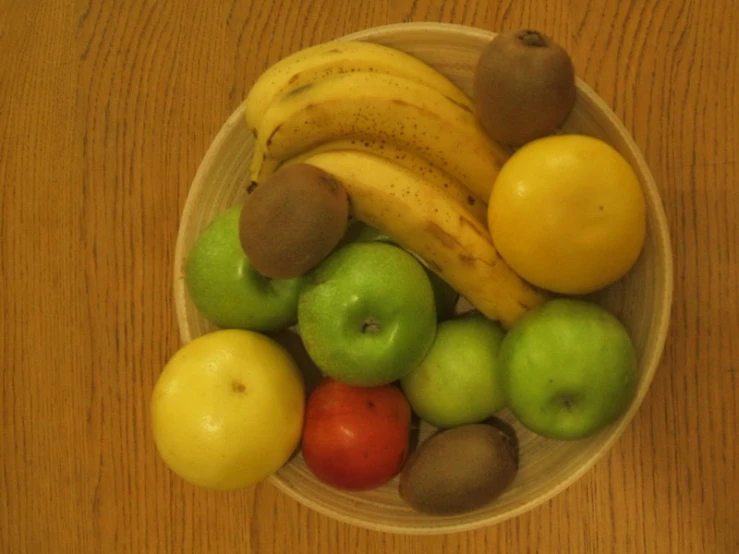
301 378 411 491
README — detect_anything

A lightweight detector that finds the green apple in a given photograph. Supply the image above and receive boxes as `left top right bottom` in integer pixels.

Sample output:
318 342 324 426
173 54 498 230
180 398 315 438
298 241 436 387
401 312 506 428
500 298 637 440
185 205 304 331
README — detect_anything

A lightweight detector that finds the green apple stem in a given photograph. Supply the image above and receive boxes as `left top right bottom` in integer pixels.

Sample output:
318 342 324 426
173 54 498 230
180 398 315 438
361 318 381 334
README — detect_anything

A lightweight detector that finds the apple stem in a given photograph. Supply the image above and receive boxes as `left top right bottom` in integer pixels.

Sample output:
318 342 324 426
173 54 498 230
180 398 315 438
361 319 381 334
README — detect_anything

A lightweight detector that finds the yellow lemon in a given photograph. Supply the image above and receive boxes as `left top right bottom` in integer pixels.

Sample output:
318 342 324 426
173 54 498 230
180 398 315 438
488 134 646 295
151 329 304 490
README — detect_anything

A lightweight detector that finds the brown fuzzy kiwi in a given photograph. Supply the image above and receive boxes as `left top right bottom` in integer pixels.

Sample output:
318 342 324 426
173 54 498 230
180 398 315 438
239 164 349 279
398 419 518 515
473 29 576 146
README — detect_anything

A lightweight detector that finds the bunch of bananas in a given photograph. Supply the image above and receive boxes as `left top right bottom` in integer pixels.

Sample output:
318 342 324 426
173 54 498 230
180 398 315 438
242 39 547 327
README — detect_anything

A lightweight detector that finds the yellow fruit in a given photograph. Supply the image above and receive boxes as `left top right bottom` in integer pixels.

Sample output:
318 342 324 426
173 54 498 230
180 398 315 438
488 134 646 295
151 329 305 490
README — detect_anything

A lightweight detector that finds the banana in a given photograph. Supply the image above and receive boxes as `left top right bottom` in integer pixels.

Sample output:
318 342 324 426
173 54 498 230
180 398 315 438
293 149 548 327
244 40 473 134
260 138 489 225
254 72 511 202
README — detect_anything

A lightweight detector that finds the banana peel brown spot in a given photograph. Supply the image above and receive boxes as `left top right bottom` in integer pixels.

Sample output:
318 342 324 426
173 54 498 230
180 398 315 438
445 94 474 113
458 214 493 244
286 83 313 96
473 256 499 269
425 222 461 249
518 298 533 310
265 123 282 147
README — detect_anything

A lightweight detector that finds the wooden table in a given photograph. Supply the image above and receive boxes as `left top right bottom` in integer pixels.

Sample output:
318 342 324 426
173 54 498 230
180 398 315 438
1 1 737 552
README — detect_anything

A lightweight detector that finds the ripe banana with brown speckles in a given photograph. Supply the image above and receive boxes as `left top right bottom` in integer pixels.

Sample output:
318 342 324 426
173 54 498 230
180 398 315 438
243 40 473 135
263 138 489 225
292 149 547 327
252 72 510 201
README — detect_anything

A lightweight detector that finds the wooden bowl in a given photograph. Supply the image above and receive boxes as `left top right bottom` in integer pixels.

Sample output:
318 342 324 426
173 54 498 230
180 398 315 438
173 22 673 534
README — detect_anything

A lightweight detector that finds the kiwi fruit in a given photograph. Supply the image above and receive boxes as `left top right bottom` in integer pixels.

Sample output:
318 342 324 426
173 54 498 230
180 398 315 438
473 29 576 146
398 419 518 515
239 163 349 279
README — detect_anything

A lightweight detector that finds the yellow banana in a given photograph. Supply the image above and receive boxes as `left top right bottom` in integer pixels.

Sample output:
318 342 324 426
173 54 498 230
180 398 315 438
244 40 473 134
294 149 547 327
261 138 488 225
254 72 511 202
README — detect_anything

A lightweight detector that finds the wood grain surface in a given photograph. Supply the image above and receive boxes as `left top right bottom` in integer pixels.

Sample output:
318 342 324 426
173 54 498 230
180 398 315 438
1 1 736 553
